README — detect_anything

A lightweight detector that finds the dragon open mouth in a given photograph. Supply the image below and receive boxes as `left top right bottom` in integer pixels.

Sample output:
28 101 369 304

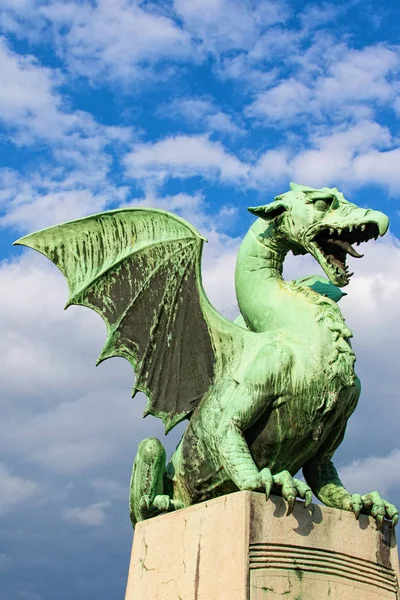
311 222 380 285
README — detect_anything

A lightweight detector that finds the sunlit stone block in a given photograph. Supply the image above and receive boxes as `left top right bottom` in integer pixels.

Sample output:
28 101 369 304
125 491 399 599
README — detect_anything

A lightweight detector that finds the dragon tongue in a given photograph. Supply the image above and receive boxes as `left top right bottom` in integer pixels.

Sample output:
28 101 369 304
327 238 364 258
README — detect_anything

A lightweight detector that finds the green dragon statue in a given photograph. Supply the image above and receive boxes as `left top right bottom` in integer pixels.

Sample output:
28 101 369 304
14 183 399 530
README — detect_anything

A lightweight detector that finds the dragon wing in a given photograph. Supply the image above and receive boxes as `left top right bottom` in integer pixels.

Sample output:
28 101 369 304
14 208 226 433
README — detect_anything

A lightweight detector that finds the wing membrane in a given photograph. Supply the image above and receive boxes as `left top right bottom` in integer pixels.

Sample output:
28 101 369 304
15 208 215 432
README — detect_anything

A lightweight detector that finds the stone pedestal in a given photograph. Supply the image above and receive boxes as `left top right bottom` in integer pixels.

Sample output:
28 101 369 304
125 491 399 599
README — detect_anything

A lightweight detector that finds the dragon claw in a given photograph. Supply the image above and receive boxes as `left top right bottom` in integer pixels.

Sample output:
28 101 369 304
257 468 273 499
271 472 313 512
138 493 177 518
153 494 174 512
384 500 399 529
139 495 151 511
265 483 273 499
348 492 400 529
350 493 362 520
292 477 313 508
286 495 296 515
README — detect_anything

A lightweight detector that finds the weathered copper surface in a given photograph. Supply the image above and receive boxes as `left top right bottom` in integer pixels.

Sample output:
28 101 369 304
15 183 398 530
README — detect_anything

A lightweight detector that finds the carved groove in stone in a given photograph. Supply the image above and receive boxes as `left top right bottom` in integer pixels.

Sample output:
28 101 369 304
249 543 398 594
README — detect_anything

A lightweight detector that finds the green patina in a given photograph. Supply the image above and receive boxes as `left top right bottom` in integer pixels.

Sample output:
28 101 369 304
14 183 399 530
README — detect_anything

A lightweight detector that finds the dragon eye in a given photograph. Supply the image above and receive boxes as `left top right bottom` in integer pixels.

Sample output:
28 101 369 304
313 197 334 211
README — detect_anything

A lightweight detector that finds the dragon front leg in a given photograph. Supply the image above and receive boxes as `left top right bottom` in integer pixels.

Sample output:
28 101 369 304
216 346 313 514
303 459 399 529
217 408 312 514
129 438 184 527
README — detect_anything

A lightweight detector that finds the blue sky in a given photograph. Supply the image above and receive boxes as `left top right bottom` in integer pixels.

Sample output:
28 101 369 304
1 1 400 598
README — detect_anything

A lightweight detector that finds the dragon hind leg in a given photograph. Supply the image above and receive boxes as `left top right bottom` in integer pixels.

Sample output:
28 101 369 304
129 438 183 527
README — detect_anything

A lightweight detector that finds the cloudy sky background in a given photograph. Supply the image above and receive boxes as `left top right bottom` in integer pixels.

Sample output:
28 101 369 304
1 0 400 598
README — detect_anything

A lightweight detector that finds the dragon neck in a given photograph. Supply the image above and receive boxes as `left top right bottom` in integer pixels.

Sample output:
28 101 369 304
234 218 356 390
235 218 293 331
235 218 345 334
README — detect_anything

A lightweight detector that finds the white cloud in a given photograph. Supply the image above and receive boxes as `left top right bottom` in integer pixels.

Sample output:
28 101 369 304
91 478 126 500
0 37 136 235
248 27 302 63
253 121 400 192
299 3 346 30
19 168 129 232
0 34 133 145
247 44 400 123
218 53 278 89
0 464 38 515
291 121 392 188
63 501 110 526
207 111 244 135
0 0 44 42
0 252 147 475
121 121 399 195
2 187 127 231
174 0 287 55
168 98 215 121
0 384 146 474
0 0 290 84
0 39 134 232
317 45 400 106
0 36 133 143
1 0 33 8
165 98 245 136
0 253 118 406
352 148 400 192
340 450 400 498
122 188 238 233
124 134 249 183
252 148 290 185
246 79 312 122
0 36 69 140
41 0 193 81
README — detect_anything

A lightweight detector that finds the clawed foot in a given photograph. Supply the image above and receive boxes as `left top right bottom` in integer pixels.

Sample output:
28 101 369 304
348 491 399 529
139 494 184 516
247 468 313 515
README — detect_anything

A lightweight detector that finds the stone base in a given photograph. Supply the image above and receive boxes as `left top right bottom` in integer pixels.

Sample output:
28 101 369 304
125 491 399 599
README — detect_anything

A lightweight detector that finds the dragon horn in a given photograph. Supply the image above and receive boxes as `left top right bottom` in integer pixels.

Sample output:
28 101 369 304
248 200 287 220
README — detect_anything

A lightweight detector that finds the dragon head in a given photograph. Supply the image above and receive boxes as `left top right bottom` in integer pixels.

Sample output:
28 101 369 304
248 182 389 287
